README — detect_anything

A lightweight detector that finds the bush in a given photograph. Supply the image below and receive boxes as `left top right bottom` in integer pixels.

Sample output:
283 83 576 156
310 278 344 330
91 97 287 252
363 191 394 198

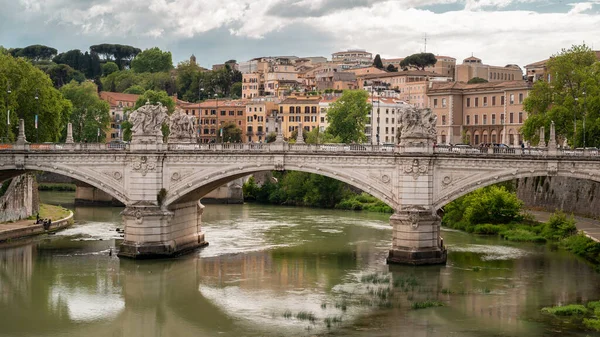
500 229 547 243
411 301 444 310
583 318 600 331
542 211 577 241
562 234 600 265
473 224 505 235
541 304 588 316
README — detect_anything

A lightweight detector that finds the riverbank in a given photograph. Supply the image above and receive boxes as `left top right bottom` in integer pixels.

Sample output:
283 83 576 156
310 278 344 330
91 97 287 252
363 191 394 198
528 209 600 242
0 204 74 242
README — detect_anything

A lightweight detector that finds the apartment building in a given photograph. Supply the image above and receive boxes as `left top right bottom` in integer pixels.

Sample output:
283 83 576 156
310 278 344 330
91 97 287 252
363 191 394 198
455 56 523 83
317 94 340 133
179 99 246 143
331 49 373 68
427 80 532 146
245 98 279 143
368 97 410 144
242 57 300 99
278 96 321 139
98 91 140 141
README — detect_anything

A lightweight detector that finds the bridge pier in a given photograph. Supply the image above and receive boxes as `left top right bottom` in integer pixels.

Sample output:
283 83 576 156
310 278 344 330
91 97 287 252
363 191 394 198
118 201 208 259
387 209 447 265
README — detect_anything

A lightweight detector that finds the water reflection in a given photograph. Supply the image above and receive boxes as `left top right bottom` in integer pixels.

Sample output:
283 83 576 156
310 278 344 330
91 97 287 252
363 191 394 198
0 199 599 337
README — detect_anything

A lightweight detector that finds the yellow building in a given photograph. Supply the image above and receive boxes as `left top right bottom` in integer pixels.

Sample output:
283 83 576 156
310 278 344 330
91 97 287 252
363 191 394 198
245 98 279 143
278 96 321 139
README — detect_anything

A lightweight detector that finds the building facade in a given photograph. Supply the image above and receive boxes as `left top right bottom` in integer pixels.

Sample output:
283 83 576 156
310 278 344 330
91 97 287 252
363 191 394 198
383 55 456 79
245 98 279 143
278 96 321 139
331 49 373 68
99 91 140 142
427 81 532 146
455 56 523 83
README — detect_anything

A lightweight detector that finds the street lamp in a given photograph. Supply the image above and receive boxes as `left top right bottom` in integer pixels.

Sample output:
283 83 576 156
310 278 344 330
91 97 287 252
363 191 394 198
583 88 587 148
35 89 39 143
214 93 219 143
4 81 10 143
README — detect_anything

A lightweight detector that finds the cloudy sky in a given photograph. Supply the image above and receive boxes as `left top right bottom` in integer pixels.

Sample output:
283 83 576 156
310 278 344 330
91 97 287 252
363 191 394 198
1 0 600 69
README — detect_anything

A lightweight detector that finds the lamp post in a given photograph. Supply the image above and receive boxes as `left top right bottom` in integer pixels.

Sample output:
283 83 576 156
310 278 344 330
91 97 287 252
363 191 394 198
4 81 10 143
35 89 39 143
214 93 219 143
583 88 587 148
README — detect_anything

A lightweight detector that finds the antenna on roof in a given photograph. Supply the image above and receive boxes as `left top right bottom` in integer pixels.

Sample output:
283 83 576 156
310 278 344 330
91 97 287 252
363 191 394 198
423 33 427 53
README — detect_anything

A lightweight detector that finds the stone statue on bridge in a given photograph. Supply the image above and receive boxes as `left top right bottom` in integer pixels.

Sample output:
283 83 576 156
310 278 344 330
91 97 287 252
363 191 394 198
168 108 196 143
129 101 169 144
398 107 437 149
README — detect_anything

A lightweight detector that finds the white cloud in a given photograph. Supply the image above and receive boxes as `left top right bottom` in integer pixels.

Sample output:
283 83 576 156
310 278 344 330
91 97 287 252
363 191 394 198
9 0 600 67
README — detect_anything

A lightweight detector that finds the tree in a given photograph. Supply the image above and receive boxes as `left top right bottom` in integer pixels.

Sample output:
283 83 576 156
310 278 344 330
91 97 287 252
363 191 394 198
60 81 110 142
373 54 384 69
221 122 242 143
11 44 57 62
266 132 277 143
399 52 437 71
123 85 145 95
176 60 204 102
0 53 72 142
386 64 398 72
90 44 141 69
467 77 488 84
45 64 85 88
522 44 600 147
231 82 242 98
102 62 119 76
325 90 370 143
131 47 173 73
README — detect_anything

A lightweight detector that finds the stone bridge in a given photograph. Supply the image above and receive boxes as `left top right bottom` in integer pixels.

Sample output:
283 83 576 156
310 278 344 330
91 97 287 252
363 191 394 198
1 107 597 265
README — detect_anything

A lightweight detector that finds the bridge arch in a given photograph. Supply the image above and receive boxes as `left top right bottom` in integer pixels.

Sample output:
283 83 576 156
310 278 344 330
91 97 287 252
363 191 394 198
0 164 128 205
433 169 600 210
163 164 397 210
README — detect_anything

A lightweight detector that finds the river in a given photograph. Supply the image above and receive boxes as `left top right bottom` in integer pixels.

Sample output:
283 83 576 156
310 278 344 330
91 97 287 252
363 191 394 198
0 191 598 337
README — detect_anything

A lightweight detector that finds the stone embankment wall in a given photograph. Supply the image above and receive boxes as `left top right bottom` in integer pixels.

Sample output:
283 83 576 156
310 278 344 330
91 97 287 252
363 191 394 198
517 176 600 218
0 174 39 222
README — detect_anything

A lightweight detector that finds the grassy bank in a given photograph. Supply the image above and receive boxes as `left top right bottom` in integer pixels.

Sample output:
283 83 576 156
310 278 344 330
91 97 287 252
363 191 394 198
38 183 76 192
35 204 72 221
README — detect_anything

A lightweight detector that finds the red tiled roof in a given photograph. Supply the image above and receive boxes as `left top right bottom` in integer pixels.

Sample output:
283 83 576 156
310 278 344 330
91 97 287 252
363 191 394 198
428 80 531 93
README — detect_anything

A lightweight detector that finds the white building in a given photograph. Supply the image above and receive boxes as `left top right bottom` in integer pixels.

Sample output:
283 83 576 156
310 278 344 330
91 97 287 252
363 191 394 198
368 97 410 144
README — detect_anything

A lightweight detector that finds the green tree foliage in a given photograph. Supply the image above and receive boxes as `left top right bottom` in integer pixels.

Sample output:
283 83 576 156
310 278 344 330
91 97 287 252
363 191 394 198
373 54 384 69
467 77 488 84
90 44 141 69
53 49 102 79
442 185 523 228
60 81 110 142
102 62 119 76
0 46 7 55
522 44 600 147
325 90 370 143
45 64 85 88
231 82 242 98
386 64 398 72
10 44 58 62
0 53 72 143
123 85 145 95
175 60 204 102
102 70 175 95
399 52 437 71
266 132 277 143
131 47 173 73
221 122 242 142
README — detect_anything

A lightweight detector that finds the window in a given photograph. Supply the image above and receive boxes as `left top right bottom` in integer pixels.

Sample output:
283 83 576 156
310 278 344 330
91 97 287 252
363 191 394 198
247 126 253 132
466 98 471 107
466 115 470 125
500 113 505 124
288 116 293 122
442 98 447 108
475 97 479 107
237 111 243 116
492 96 496 106
483 97 488 107
441 115 446 125
305 106 310 114
510 94 514 104
509 112 514 123
229 111 234 116
311 106 317 113
474 115 479 125
296 106 301 114
247 116 253 122
518 112 523 123
501 96 505 105
211 109 216 115
289 107 294 114
492 114 496 125
220 111 226 116
433 98 438 108
518 93 524 104
483 114 487 125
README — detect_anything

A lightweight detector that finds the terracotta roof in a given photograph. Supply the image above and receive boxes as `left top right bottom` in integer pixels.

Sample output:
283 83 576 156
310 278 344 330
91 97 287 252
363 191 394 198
428 80 531 93
179 99 249 109
361 70 444 80
99 91 140 104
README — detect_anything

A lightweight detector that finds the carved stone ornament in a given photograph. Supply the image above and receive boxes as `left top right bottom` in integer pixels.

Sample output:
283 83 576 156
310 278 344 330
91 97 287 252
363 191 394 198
381 174 391 183
171 172 181 181
132 156 157 176
408 211 419 229
168 108 196 142
129 101 169 137
403 159 428 180
398 106 437 142
442 176 452 185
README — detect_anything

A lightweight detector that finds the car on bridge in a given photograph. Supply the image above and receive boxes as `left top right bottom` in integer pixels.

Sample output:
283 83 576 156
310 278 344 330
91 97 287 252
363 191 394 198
451 144 481 154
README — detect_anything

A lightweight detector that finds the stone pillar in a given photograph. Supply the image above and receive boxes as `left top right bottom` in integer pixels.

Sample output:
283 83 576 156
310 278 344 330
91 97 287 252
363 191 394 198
275 116 284 143
296 123 305 144
387 209 447 265
548 121 557 156
66 123 74 144
538 126 546 148
118 201 207 259
15 119 26 145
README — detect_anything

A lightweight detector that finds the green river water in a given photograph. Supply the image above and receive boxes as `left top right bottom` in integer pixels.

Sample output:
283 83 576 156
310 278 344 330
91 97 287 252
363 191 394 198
0 191 598 337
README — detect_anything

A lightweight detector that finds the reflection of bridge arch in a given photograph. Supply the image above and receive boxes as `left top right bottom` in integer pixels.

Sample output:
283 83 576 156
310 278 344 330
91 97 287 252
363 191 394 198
164 164 396 210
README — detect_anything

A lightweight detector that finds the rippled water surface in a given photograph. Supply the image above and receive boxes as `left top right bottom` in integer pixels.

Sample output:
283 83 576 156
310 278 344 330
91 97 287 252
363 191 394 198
0 191 599 337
